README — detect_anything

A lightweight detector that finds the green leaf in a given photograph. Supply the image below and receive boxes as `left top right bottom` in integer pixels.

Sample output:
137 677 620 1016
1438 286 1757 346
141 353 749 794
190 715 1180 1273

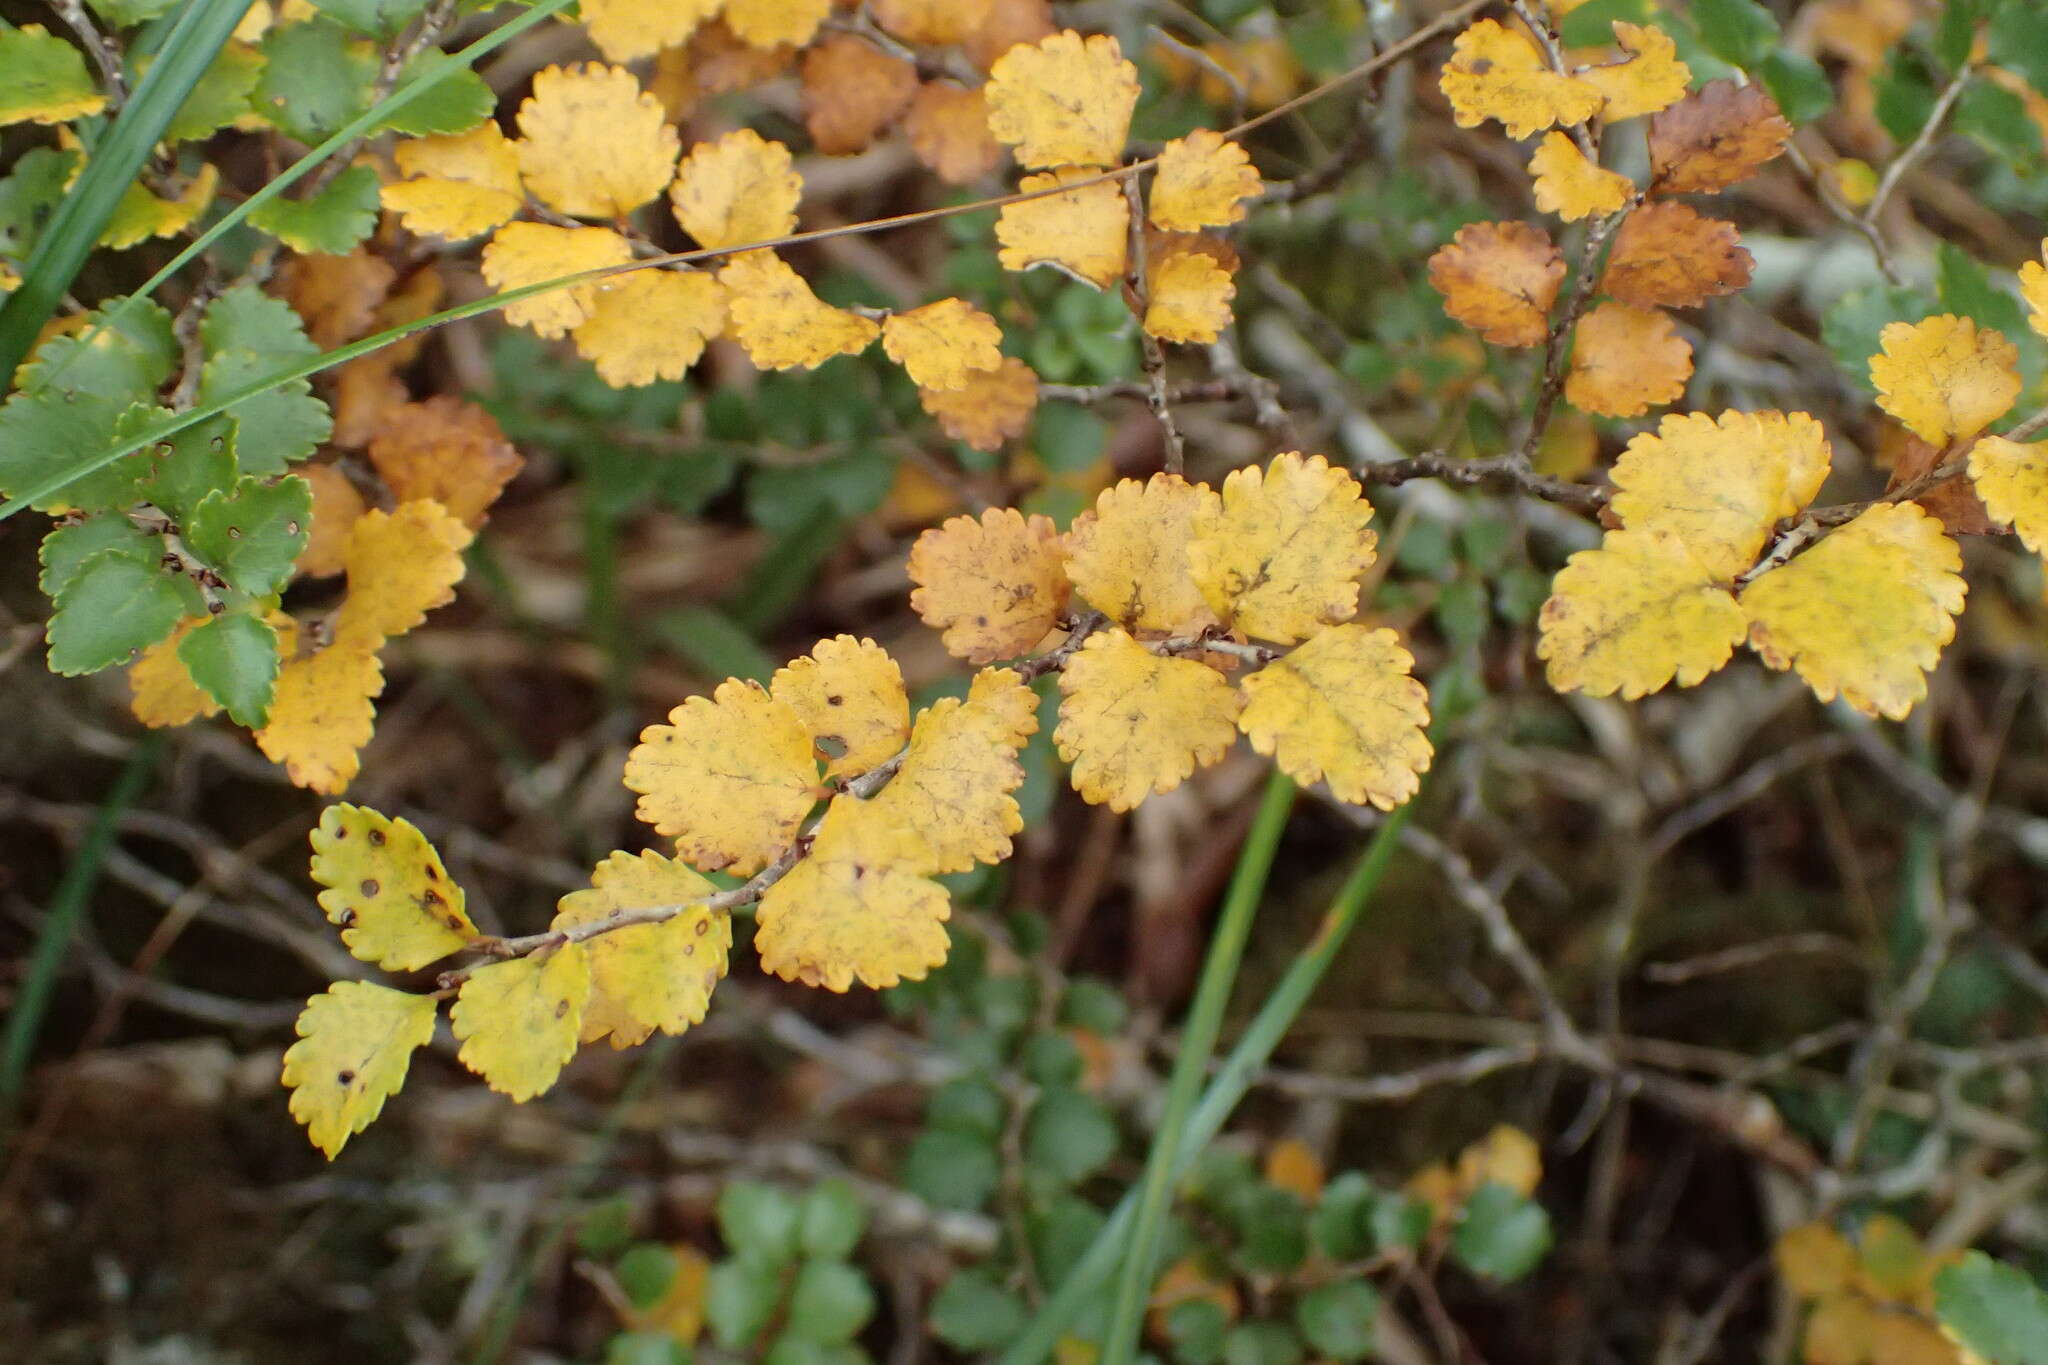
1450 1182 1552 1283
1309 1172 1376 1261
1760 50 1834 125
1025 1088 1119 1185
1165 1300 1229 1365
706 1256 783 1351
925 1077 1007 1141
135 412 239 520
194 351 332 474
615 1243 680 1311
1689 0 1779 67
1956 80 2043 169
184 474 311 596
1937 242 2033 342
1822 284 1935 393
1058 978 1128 1034
901 1129 1000 1211
1221 1321 1305 1365
39 514 160 598
0 146 81 258
177 610 279 726
1021 1033 1083 1089
1557 0 1652 49
930 1271 1029 1352
1029 1195 1107 1283
249 164 381 254
0 389 156 514
311 0 430 39
1032 403 1107 474
85 0 182 27
0 23 107 126
1873 52 1939 146
254 18 376 144
1935 1252 2048 1365
603 1331 691 1365
47 550 190 675
1935 0 1988 72
377 53 494 135
162 41 266 143
1991 1 2048 97
1294 1281 1380 1363
201 281 319 361
718 1182 802 1266
1231 1185 1310 1274
1367 1189 1431 1253
783 1260 875 1345
797 1180 867 1261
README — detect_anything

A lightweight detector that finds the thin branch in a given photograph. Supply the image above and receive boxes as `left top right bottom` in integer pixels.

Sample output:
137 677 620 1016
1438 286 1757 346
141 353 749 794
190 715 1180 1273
1122 176 1185 474
1355 448 1609 512
50 0 126 110
1863 60 1977 226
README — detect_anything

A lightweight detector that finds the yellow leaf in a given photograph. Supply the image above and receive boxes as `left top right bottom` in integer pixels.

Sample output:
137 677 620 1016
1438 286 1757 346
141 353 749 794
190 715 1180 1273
572 269 728 388
873 0 993 45
383 124 524 241
101 164 219 250
723 0 828 49
1777 1223 1860 1301
1537 529 1747 698
1970 435 2048 552
128 616 222 728
1263 1138 1325 1202
451 944 591 1101
908 506 1070 663
754 798 951 991
623 677 820 874
1440 18 1603 141
1868 1314 1963 1365
1609 410 1832 580
881 297 1004 391
719 249 882 370
1148 129 1261 231
1064 473 1221 634
1577 20 1690 121
670 127 802 252
868 666 1039 873
1056 628 1241 811
1236 624 1432 810
1427 220 1564 348
333 500 474 649
582 0 718 62
770 634 911 782
1143 248 1234 344
282 981 437 1158
1188 452 1376 644
919 354 1040 450
1869 315 2021 445
2021 252 2048 340
1529 131 1633 221
550 850 727 1049
1804 1292 1878 1365
1856 1213 1939 1307
1454 1124 1542 1198
480 221 634 338
308 803 479 970
1564 300 1691 418
985 30 1139 169
1741 503 1965 720
996 167 1129 289
254 641 384 794
514 63 677 219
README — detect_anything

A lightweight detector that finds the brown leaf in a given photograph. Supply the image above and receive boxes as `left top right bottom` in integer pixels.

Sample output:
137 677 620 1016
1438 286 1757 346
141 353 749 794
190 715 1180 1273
964 0 1054 72
801 34 917 156
1885 428 1999 536
1648 80 1792 194
366 396 524 528
1600 202 1754 308
279 249 397 350
1427 220 1564 348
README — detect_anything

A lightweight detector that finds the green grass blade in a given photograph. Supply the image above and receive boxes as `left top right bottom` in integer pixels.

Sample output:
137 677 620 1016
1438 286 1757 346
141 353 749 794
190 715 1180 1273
0 0 256 378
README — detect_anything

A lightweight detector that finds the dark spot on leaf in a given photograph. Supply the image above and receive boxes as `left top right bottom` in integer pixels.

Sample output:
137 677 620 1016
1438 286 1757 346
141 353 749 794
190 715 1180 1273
227 527 241 539
684 943 695 957
446 915 464 929
337 908 356 927
554 999 569 1019
694 919 708 936
287 520 300 535
361 878 380 896
368 828 386 846
337 1070 355 1085
826 694 843 706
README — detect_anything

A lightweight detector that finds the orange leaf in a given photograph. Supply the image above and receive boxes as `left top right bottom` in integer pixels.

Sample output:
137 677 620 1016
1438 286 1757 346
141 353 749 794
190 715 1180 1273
801 35 917 156
1564 301 1691 417
918 354 1040 450
1599 202 1753 308
905 82 1004 184
1428 220 1564 347
366 397 524 529
1648 80 1792 194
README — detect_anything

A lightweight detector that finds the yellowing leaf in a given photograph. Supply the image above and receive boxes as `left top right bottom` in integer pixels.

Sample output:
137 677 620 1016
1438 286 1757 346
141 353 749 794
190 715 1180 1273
719 250 882 370
867 666 1039 874
908 507 1070 663
333 500 474 649
1564 300 1691 417
1609 410 1832 580
1740 502 1965 720
996 167 1129 289
1529 131 1633 221
1064 473 1220 634
770 635 911 782
1056 628 1241 811
1428 220 1564 348
129 616 223 728
451 944 591 1101
1236 624 1431 810
1148 129 1261 231
623 678 819 874
1869 315 2021 445
670 127 802 251
1440 18 1603 140
1577 21 1690 121
282 981 437 1158
480 222 634 338
1599 202 1753 308
308 803 479 970
1776 1223 1859 1301
572 269 728 387
881 298 1003 391
919 354 1040 450
582 0 718 62
1188 452 1376 644
1143 248 1235 344
985 30 1139 169
1970 435 2048 552
550 850 727 1049
254 641 384 794
723 0 828 49
1454 1124 1542 1198
0 24 108 125
754 798 951 991
382 124 523 240
2021 253 2048 340
1537 529 1747 698
514 63 679 218
101 164 220 250
364 398 523 530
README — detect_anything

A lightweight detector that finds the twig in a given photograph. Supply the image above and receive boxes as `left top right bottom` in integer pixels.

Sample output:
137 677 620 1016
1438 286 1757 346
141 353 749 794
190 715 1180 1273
1518 203 1632 461
1121 176 1185 474
50 0 126 110
1355 448 1608 513
1258 1043 1544 1104
1863 60 1977 227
